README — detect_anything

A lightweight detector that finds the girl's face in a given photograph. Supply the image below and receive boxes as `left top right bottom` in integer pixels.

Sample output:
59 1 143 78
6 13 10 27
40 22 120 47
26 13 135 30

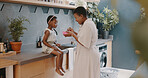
74 13 84 25
49 18 58 28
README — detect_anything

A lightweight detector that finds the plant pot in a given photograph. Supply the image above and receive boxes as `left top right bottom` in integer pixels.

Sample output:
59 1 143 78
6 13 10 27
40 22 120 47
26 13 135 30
10 42 22 54
102 31 109 39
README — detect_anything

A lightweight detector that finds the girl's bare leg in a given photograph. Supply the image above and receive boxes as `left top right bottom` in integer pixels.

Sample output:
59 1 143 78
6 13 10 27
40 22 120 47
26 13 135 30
51 50 64 76
59 52 65 73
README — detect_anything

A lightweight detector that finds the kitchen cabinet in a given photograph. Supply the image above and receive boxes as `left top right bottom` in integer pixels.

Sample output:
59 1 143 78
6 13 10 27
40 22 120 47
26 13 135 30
14 53 68 78
105 41 112 67
0 0 76 9
0 59 18 78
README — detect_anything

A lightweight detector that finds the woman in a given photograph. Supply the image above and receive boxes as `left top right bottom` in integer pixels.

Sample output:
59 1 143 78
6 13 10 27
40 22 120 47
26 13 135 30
64 6 100 78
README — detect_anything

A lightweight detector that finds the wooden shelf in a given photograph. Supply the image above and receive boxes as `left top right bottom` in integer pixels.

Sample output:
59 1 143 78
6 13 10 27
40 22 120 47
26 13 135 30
0 0 76 9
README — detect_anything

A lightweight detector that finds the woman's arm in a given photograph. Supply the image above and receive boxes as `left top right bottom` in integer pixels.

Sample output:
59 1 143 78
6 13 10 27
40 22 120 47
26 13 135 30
73 31 78 35
72 33 84 46
67 27 78 35
64 31 84 47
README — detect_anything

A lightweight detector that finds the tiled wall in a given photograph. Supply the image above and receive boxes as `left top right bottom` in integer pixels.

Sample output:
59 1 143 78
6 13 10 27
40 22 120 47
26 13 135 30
0 2 79 45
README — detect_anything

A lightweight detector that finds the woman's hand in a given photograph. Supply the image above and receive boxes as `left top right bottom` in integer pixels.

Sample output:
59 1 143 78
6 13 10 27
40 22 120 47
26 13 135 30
67 27 74 33
63 31 74 37
67 27 78 35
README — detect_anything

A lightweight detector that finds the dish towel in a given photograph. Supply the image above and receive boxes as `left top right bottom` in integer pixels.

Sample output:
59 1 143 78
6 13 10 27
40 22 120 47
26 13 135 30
68 48 75 70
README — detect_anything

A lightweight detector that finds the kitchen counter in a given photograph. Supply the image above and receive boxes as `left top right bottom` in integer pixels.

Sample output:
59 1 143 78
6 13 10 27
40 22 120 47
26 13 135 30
97 35 113 45
1 36 113 66
0 38 113 78
2 44 71 65
0 59 18 69
8 43 74 78
0 59 18 78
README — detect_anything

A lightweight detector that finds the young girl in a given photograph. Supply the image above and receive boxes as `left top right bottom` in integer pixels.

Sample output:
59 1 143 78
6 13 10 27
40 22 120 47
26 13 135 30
42 15 65 76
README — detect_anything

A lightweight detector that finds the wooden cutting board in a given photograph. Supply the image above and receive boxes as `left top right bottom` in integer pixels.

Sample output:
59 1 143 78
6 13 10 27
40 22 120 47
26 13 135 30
0 51 16 58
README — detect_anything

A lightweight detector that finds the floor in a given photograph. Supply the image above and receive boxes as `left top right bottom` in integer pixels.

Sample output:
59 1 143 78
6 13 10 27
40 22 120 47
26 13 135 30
56 70 73 78
64 68 135 78
63 70 73 78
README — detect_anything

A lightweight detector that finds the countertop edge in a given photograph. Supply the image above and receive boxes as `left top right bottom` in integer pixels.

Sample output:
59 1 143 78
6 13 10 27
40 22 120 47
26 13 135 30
19 54 55 65
97 35 113 45
3 49 69 65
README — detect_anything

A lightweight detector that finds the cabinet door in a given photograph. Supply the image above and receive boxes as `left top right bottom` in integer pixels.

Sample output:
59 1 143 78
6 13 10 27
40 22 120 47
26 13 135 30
105 41 112 67
63 53 68 69
15 60 45 78
31 73 44 78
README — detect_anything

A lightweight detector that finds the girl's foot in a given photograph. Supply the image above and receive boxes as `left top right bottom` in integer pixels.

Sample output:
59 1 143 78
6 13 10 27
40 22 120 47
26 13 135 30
59 67 65 73
55 69 64 76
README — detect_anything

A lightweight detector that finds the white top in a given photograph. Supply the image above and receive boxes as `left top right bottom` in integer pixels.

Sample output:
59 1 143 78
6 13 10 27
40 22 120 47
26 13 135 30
42 28 56 52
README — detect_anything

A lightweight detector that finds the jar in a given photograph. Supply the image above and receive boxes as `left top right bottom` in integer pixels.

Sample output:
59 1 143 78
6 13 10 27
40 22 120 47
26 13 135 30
0 43 4 53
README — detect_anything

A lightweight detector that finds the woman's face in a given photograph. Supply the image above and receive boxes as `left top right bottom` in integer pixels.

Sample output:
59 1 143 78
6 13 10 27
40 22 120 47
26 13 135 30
74 13 84 25
50 19 58 28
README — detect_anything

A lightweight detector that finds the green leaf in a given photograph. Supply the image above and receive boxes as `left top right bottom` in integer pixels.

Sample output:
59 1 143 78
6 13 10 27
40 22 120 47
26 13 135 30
7 16 30 42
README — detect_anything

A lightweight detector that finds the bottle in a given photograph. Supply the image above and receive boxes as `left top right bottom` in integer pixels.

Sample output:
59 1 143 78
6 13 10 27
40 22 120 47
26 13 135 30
0 37 2 42
6 39 11 52
3 43 7 53
36 36 42 48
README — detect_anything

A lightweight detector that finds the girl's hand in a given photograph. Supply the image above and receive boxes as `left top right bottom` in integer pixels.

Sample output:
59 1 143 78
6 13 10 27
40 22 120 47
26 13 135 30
56 43 61 47
67 27 74 33
52 47 58 51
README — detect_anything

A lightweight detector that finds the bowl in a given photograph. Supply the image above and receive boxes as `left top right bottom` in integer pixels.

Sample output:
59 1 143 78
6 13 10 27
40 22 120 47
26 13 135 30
63 31 68 35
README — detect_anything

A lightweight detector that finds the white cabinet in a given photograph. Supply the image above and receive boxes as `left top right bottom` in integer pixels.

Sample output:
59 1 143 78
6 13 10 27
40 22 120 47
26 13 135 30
67 47 76 70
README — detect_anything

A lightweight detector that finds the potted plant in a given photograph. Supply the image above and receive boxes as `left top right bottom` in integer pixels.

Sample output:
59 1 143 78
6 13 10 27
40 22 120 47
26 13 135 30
97 6 119 39
87 2 102 38
8 16 30 53
87 2 100 24
87 4 119 39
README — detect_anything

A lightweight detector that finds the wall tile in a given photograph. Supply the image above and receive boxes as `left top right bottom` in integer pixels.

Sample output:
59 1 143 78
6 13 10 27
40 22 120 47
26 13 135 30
48 8 54 14
63 9 69 15
28 5 37 13
41 6 49 14
0 3 4 11
53 7 60 14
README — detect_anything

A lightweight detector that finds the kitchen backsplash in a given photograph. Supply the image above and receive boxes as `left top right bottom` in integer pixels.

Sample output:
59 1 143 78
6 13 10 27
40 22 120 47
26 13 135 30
0 2 79 45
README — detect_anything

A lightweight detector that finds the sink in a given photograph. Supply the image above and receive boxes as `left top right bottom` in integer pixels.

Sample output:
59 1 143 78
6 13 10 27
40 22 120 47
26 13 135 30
59 46 72 50
57 44 76 53
59 44 76 50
